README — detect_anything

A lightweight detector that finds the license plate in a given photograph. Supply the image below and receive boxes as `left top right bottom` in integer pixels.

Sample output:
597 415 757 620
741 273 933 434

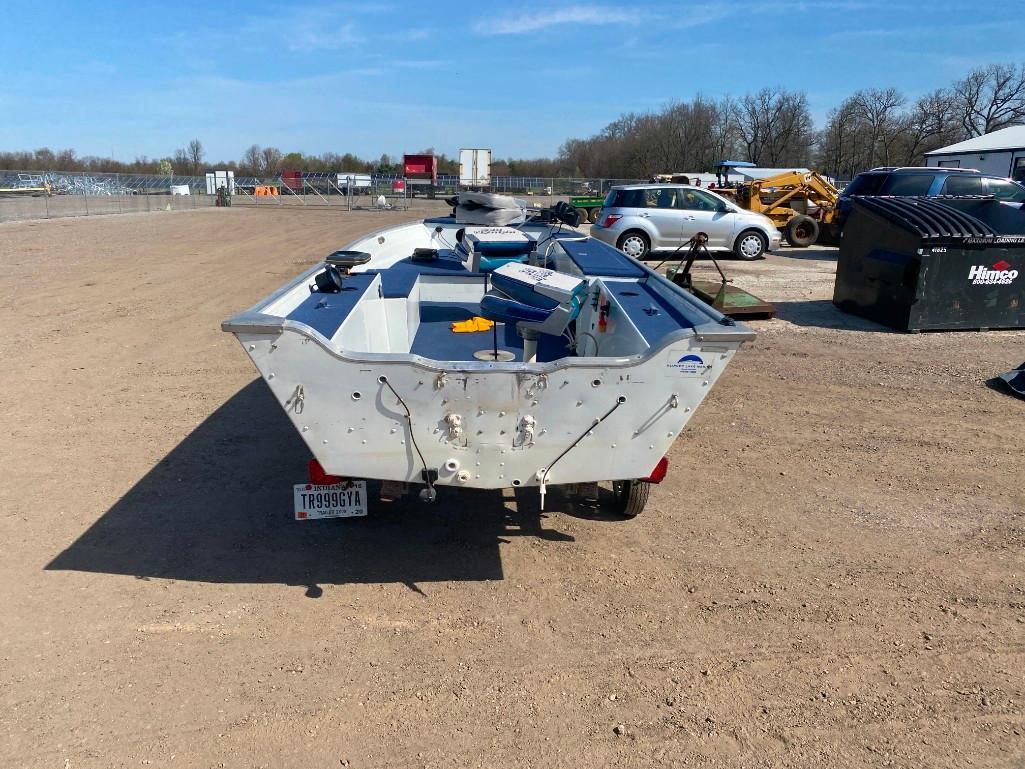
293 481 368 520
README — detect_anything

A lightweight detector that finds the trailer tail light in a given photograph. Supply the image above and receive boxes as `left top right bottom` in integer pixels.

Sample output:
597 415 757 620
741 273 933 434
644 456 669 484
602 215 622 228
308 458 343 485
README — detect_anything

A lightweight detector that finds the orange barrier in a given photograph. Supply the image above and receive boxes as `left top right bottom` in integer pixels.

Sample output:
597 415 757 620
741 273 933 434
254 185 279 197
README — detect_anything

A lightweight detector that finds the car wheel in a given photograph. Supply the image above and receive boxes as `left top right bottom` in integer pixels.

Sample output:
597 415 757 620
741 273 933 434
617 231 650 259
734 229 768 260
785 215 819 247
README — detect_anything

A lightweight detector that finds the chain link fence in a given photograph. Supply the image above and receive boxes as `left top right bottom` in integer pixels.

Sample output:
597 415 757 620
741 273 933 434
0 169 645 224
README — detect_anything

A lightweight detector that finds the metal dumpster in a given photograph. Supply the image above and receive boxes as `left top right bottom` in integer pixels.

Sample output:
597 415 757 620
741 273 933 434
833 196 1025 331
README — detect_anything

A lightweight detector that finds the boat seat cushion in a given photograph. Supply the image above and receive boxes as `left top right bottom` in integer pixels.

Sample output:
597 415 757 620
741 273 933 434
480 263 587 335
489 262 586 311
462 226 533 256
458 227 535 273
478 294 553 326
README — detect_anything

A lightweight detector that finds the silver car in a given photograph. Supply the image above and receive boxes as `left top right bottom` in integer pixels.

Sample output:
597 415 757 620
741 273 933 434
589 184 782 260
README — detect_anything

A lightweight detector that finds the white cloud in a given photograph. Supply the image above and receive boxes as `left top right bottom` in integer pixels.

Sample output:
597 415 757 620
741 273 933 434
239 5 377 52
474 5 642 35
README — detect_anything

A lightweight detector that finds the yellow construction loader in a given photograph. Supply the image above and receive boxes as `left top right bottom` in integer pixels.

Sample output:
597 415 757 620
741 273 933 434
711 166 841 247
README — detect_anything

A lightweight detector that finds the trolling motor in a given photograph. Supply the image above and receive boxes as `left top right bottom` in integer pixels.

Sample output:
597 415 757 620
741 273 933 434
533 201 582 227
313 250 372 293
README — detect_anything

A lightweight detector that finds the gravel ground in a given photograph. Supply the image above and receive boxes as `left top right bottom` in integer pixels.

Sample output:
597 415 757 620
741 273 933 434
1 206 1023 768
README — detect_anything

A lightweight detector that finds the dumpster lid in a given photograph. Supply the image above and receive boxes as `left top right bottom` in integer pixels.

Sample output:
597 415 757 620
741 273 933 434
852 195 1005 243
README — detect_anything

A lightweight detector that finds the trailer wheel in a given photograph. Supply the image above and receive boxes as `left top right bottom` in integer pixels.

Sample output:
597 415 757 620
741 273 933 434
611 479 650 518
589 207 601 223
785 215 819 247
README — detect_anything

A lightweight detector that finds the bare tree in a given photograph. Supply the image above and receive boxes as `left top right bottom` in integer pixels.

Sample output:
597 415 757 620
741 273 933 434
952 63 1025 137
851 88 906 167
240 145 263 175
172 148 190 174
187 139 204 174
896 88 963 165
260 146 283 175
737 88 814 166
710 96 739 165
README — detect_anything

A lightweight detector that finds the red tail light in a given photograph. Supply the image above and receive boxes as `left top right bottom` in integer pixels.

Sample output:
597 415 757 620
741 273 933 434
308 458 343 485
644 456 669 483
602 214 622 228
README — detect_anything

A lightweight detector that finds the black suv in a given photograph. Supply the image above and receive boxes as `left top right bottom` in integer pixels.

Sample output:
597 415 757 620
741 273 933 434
836 166 1025 225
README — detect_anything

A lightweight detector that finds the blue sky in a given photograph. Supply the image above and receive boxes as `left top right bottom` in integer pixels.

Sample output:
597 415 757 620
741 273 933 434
1 0 1022 163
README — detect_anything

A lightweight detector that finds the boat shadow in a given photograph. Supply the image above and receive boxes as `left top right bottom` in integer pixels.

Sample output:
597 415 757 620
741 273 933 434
46 380 573 595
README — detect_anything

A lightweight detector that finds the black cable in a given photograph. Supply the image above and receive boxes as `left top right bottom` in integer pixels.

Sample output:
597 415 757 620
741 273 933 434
378 376 433 492
540 396 626 489
532 221 564 256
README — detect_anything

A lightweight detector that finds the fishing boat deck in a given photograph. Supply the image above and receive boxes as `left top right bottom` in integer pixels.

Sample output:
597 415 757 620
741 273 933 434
266 223 719 364
410 302 573 362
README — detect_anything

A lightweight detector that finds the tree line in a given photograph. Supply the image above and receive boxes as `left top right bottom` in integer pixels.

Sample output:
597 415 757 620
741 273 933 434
0 143 463 179
557 62 1025 180
3 62 1023 181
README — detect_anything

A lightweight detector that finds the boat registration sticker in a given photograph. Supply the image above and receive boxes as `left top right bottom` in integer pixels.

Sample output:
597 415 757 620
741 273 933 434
293 481 368 520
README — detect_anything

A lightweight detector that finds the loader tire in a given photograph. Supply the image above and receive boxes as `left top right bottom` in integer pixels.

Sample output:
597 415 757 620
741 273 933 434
785 215 819 248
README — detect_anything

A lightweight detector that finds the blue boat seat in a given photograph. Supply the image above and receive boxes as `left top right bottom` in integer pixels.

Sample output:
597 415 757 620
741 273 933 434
479 294 552 326
479 262 586 340
459 226 536 273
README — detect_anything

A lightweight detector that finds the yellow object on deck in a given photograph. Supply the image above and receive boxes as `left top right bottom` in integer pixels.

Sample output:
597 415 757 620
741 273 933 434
450 316 495 333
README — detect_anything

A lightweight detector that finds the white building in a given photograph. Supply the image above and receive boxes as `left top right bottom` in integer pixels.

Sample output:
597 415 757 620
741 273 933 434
924 125 1025 181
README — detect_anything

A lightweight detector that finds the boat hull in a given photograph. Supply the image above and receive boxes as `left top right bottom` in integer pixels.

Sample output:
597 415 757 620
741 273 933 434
231 326 741 488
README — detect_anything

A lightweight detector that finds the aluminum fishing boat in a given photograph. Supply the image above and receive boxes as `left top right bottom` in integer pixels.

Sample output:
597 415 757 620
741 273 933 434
222 196 755 517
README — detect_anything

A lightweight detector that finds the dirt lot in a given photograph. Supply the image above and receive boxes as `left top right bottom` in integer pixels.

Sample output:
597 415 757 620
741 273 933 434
2 206 1023 768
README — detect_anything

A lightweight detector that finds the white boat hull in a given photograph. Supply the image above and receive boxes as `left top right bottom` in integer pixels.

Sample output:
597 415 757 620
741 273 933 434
232 326 740 488
223 214 754 493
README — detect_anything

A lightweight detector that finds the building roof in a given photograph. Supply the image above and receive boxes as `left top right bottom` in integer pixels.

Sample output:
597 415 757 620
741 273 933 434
925 125 1025 155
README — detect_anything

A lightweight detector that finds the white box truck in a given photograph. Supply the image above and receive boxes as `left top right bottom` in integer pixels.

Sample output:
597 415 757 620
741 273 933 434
205 170 235 196
459 148 491 187
338 173 372 195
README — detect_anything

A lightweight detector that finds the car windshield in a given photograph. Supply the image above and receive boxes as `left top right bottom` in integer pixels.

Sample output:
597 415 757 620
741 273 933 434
844 173 886 195
880 174 934 195
987 178 1025 202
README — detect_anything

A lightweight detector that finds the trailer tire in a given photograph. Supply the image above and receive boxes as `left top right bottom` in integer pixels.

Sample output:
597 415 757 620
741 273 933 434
617 230 650 259
588 207 600 223
785 215 819 248
612 479 649 518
